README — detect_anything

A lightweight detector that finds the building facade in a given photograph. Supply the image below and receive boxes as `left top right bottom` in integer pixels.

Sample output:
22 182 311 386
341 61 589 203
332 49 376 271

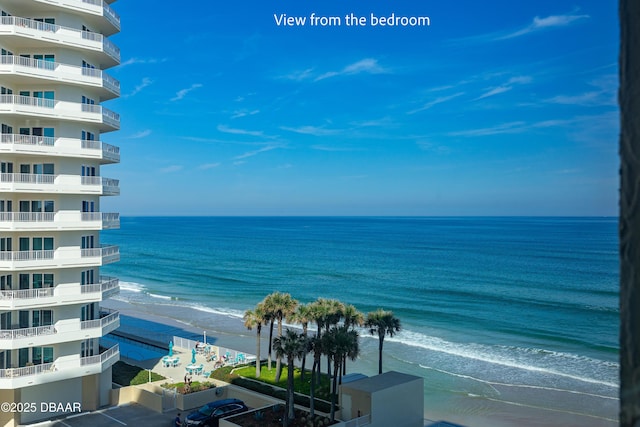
0 0 121 424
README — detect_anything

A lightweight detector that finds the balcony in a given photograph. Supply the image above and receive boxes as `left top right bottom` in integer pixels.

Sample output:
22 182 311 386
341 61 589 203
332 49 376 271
0 310 120 350
80 244 120 265
0 245 119 270
0 134 120 164
80 308 119 336
0 54 120 98
0 211 119 231
0 15 120 65
0 343 119 388
0 94 120 131
0 276 119 309
0 172 120 195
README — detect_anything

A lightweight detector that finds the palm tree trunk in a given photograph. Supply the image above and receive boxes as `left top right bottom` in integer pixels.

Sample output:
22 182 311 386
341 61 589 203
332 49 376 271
256 327 261 378
287 358 295 422
310 358 317 419
300 324 308 381
275 318 283 382
268 320 274 370
330 361 340 422
378 334 384 374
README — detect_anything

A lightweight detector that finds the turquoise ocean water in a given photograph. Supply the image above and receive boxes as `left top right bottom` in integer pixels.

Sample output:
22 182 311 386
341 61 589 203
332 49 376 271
101 217 618 426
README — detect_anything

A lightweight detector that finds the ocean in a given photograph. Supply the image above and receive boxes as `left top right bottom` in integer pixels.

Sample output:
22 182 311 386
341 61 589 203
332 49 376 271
101 216 619 427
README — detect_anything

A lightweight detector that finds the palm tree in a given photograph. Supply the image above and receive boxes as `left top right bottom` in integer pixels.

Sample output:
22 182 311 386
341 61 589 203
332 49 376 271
308 299 329 384
365 309 401 374
341 303 364 376
263 292 299 382
243 303 265 378
291 303 313 381
322 326 359 422
307 335 323 420
273 328 307 426
322 299 345 377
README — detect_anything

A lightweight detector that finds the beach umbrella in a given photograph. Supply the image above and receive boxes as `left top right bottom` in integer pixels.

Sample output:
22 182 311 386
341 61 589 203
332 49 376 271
191 347 196 364
169 341 173 357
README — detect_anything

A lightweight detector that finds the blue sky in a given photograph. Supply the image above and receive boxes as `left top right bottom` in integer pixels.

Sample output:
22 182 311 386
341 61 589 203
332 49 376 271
101 0 618 216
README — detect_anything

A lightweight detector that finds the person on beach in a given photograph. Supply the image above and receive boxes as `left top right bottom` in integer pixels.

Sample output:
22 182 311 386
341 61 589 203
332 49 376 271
174 412 181 427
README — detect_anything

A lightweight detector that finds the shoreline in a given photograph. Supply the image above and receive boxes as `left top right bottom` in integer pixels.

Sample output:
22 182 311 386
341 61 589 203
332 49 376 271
103 298 617 427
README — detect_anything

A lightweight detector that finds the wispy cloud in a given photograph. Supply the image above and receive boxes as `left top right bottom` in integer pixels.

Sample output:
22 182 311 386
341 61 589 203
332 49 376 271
119 57 168 67
160 165 183 173
234 144 282 160
217 125 265 137
497 12 590 40
231 109 260 119
311 145 362 152
451 11 590 45
417 141 451 154
281 68 316 81
171 83 203 101
128 129 152 139
474 76 532 100
544 74 617 106
198 162 221 170
315 59 388 81
281 126 341 136
448 117 578 137
408 92 465 114
125 77 152 98
448 121 529 137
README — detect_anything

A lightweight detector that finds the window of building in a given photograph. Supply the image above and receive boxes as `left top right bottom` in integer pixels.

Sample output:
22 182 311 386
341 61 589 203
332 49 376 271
32 310 52 327
81 269 95 285
81 235 95 249
19 163 54 174
81 130 96 141
0 237 11 251
32 347 53 364
0 275 12 290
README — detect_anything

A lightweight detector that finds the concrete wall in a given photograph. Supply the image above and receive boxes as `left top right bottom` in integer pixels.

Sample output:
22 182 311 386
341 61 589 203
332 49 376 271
110 385 163 413
0 389 19 427
20 377 82 424
371 377 423 427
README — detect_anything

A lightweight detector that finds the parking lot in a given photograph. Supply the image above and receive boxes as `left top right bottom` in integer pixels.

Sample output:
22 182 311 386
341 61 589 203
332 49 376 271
29 404 182 427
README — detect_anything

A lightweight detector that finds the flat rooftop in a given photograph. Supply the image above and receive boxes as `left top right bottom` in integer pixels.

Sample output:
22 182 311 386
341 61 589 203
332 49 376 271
340 370 422 393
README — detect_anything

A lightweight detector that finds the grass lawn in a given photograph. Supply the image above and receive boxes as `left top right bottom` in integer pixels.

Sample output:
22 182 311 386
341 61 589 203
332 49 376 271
234 363 332 401
112 361 165 386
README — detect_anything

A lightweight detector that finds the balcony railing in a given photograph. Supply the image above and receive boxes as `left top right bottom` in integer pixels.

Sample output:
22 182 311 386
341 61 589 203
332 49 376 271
0 133 55 147
1 54 120 96
0 250 54 262
0 287 54 301
80 309 119 330
81 212 120 227
80 276 119 295
0 95 120 130
0 16 120 62
80 244 120 261
80 342 119 366
0 173 55 184
0 343 119 380
0 212 55 222
0 324 55 340
0 362 54 379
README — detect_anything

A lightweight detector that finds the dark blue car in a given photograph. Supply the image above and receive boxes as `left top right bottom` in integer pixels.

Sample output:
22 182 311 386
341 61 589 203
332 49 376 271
183 398 248 427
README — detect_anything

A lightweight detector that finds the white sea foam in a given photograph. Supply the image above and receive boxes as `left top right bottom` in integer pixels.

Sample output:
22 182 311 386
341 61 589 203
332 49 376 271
119 281 145 293
189 303 245 319
421 365 619 400
380 329 619 388
148 293 172 300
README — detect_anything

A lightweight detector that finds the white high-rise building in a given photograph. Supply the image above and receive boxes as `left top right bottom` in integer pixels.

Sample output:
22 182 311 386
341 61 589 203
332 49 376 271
0 0 121 424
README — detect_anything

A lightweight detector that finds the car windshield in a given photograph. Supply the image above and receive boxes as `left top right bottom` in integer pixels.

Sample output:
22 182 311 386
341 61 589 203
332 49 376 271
198 404 215 416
